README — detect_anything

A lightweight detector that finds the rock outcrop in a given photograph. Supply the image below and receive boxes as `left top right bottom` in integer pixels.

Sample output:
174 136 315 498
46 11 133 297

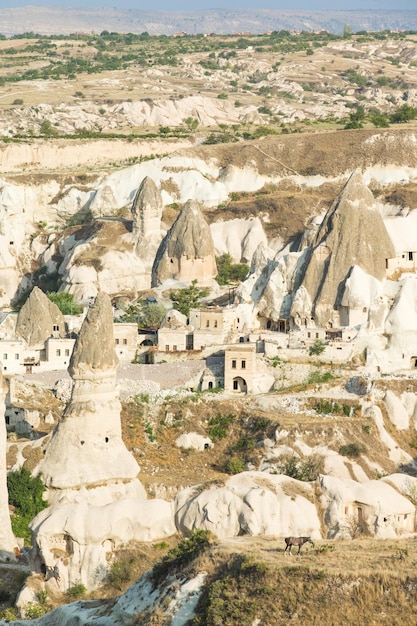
131 176 163 271
15 287 66 346
151 199 217 287
30 292 175 592
291 170 395 327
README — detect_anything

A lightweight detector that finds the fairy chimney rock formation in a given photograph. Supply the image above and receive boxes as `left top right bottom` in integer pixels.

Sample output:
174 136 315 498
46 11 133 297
151 199 217 286
39 291 139 490
291 170 395 327
131 176 163 270
15 286 66 346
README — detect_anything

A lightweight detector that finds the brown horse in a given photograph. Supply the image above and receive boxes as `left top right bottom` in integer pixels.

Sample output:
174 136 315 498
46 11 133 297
284 536 314 555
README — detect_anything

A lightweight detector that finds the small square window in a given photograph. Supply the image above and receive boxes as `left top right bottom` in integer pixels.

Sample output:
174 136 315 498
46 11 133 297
65 349 70 356
241 360 246 369
3 354 7 360
206 320 210 328
232 359 237 369
56 349 61 357
123 338 127 345
115 338 119 345
15 353 19 360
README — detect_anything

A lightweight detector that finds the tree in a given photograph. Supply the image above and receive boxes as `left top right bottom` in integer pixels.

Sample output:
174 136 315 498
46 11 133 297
170 280 209 317
216 254 249 285
7 467 47 544
47 291 83 315
309 339 326 356
139 303 167 329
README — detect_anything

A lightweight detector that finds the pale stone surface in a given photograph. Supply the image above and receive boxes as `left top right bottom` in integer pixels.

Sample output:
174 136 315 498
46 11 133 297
175 471 322 539
131 176 163 272
152 199 217 287
15 287 66 347
39 292 139 489
291 170 395 327
29 292 176 593
176 432 213 451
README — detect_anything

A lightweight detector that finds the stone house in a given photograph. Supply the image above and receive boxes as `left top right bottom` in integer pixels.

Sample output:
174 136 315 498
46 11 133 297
113 323 139 362
224 345 257 394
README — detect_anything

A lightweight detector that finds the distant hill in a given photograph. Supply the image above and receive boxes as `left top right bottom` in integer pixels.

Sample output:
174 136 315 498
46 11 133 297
1 6 417 36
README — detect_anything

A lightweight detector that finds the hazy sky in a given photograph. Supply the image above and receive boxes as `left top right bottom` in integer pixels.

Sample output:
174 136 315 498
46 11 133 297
1 1 416 10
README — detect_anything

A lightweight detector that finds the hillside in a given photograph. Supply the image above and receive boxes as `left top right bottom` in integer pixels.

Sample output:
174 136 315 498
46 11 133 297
1 7 417 36
2 22 417 626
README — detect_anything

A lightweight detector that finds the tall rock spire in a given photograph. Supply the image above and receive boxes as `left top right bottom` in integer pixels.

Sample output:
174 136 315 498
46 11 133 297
291 170 395 327
15 286 66 347
39 291 139 489
151 199 217 286
131 176 163 272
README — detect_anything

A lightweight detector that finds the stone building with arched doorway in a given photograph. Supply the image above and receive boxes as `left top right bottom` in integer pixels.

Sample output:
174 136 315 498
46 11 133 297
224 345 256 394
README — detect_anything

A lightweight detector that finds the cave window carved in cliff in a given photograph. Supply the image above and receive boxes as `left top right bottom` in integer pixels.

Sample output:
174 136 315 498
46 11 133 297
105 437 109 443
412 357 417 368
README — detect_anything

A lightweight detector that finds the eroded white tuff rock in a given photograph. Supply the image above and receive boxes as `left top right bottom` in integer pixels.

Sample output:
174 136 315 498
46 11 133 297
291 169 395 327
131 176 164 272
152 199 217 287
30 292 175 592
175 471 322 540
15 286 66 347
0 371 17 557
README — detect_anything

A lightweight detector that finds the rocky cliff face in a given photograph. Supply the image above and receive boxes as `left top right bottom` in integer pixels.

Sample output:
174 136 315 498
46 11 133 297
151 199 217 287
291 170 396 327
15 287 66 347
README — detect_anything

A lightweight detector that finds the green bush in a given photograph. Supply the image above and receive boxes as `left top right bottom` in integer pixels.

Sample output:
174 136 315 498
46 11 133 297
46 291 83 315
225 457 245 474
207 413 235 442
7 467 47 545
339 443 367 458
66 582 87 598
273 453 325 481
216 254 249 285
309 339 325 356
108 556 137 590
170 280 209 317
151 529 213 586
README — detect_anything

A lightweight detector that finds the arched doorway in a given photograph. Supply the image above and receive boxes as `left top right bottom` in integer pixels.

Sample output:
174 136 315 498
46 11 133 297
232 377 247 393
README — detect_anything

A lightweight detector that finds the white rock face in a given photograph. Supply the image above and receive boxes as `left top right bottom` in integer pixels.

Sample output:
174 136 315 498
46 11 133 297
319 474 415 539
210 217 268 263
175 471 322 539
176 432 213 451
30 293 176 592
